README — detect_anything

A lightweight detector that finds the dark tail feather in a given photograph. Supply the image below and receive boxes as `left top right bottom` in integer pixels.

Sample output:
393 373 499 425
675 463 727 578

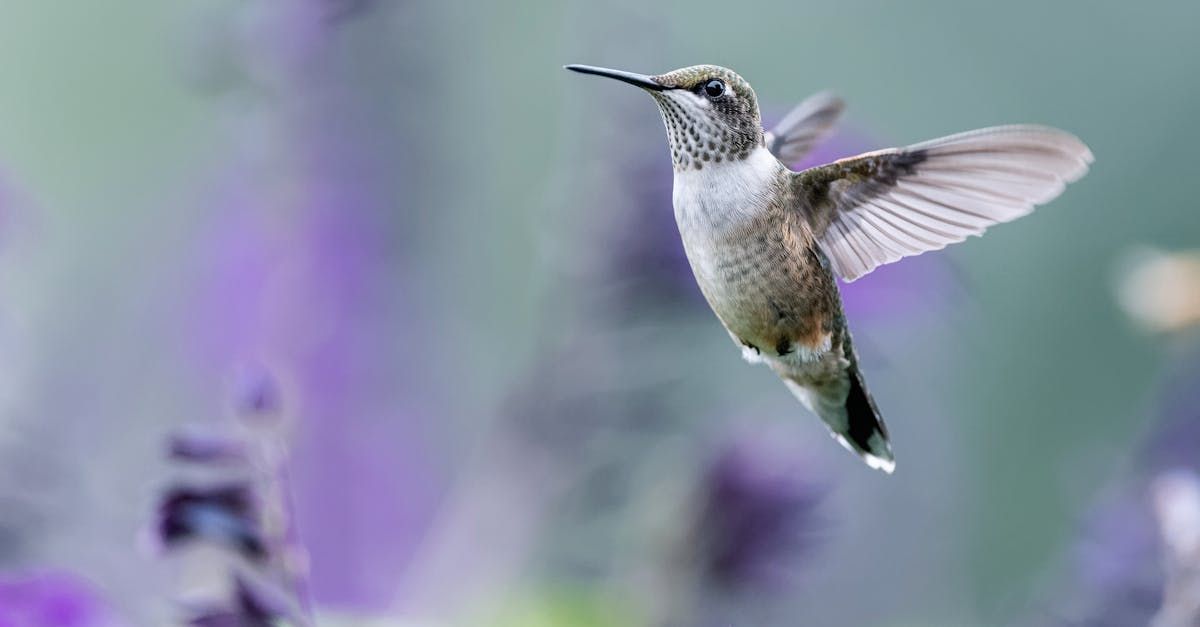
842 366 895 473
782 365 896 473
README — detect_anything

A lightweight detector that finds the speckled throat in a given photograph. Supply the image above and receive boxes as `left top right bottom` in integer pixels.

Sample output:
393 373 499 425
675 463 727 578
650 65 765 172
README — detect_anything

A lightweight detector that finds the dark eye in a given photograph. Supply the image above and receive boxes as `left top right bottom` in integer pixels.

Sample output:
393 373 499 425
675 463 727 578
703 79 726 98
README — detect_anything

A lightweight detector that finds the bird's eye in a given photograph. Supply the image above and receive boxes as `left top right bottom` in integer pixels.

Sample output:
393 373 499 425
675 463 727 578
702 79 726 98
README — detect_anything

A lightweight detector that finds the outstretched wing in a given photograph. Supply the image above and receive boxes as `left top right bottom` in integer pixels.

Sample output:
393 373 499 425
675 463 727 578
794 125 1092 281
764 91 845 166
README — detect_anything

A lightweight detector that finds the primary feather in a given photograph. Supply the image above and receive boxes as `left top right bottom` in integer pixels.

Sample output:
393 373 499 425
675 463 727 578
795 125 1093 281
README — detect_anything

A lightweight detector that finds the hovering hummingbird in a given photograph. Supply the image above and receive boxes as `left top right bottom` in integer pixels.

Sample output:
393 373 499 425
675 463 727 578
565 63 1092 473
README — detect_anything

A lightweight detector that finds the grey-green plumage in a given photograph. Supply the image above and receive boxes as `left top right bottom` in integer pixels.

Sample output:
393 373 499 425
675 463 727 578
566 63 1093 473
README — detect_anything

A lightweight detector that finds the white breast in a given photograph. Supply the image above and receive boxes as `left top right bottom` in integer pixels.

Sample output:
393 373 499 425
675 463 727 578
672 146 783 235
671 147 785 330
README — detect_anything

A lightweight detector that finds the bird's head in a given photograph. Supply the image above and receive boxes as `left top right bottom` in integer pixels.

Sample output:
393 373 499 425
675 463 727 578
566 64 764 171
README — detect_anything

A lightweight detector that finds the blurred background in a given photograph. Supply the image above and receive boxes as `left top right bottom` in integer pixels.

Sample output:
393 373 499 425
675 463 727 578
0 1 1198 626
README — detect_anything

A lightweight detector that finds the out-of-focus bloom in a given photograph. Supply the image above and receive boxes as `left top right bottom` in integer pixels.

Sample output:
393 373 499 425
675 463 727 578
153 368 312 626
689 434 825 591
643 431 827 627
182 1 442 610
1046 351 1200 626
0 571 122 627
608 151 702 311
1151 471 1200 627
169 426 250 465
1053 473 1200 627
186 573 297 627
158 484 267 561
1056 490 1163 626
1116 248 1200 333
1154 472 1200 562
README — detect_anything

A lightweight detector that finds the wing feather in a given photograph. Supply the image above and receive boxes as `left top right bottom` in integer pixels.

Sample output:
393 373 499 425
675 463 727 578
764 90 846 165
795 125 1092 281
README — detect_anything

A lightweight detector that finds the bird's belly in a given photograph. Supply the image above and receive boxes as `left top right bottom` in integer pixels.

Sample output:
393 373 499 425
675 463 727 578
681 233 835 359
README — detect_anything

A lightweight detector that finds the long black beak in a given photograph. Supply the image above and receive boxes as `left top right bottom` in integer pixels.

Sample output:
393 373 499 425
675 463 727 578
564 64 667 91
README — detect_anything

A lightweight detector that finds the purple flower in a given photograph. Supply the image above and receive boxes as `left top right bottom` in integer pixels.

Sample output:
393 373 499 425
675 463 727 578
0 571 121 627
1150 470 1200 626
154 374 314 624
187 574 295 627
1041 350 1200 625
690 434 825 591
182 1 442 610
169 426 249 465
1053 491 1163 626
606 146 704 312
158 484 267 561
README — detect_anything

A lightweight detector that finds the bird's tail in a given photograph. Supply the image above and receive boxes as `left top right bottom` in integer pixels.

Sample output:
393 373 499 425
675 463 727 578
783 365 895 473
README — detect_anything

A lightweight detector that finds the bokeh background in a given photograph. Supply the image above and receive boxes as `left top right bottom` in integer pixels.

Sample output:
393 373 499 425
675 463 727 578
0 1 1198 626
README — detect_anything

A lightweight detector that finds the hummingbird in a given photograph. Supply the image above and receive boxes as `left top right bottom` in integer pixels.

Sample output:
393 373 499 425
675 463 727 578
565 63 1092 473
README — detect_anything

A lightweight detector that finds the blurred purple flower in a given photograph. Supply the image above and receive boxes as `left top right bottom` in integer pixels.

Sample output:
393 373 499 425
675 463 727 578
169 426 249 465
691 434 825 591
158 484 267 561
606 148 703 312
187 574 294 627
1149 471 1200 626
183 1 441 611
154 371 316 625
1053 491 1163 626
646 432 830 627
1042 349 1200 625
0 571 121 627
